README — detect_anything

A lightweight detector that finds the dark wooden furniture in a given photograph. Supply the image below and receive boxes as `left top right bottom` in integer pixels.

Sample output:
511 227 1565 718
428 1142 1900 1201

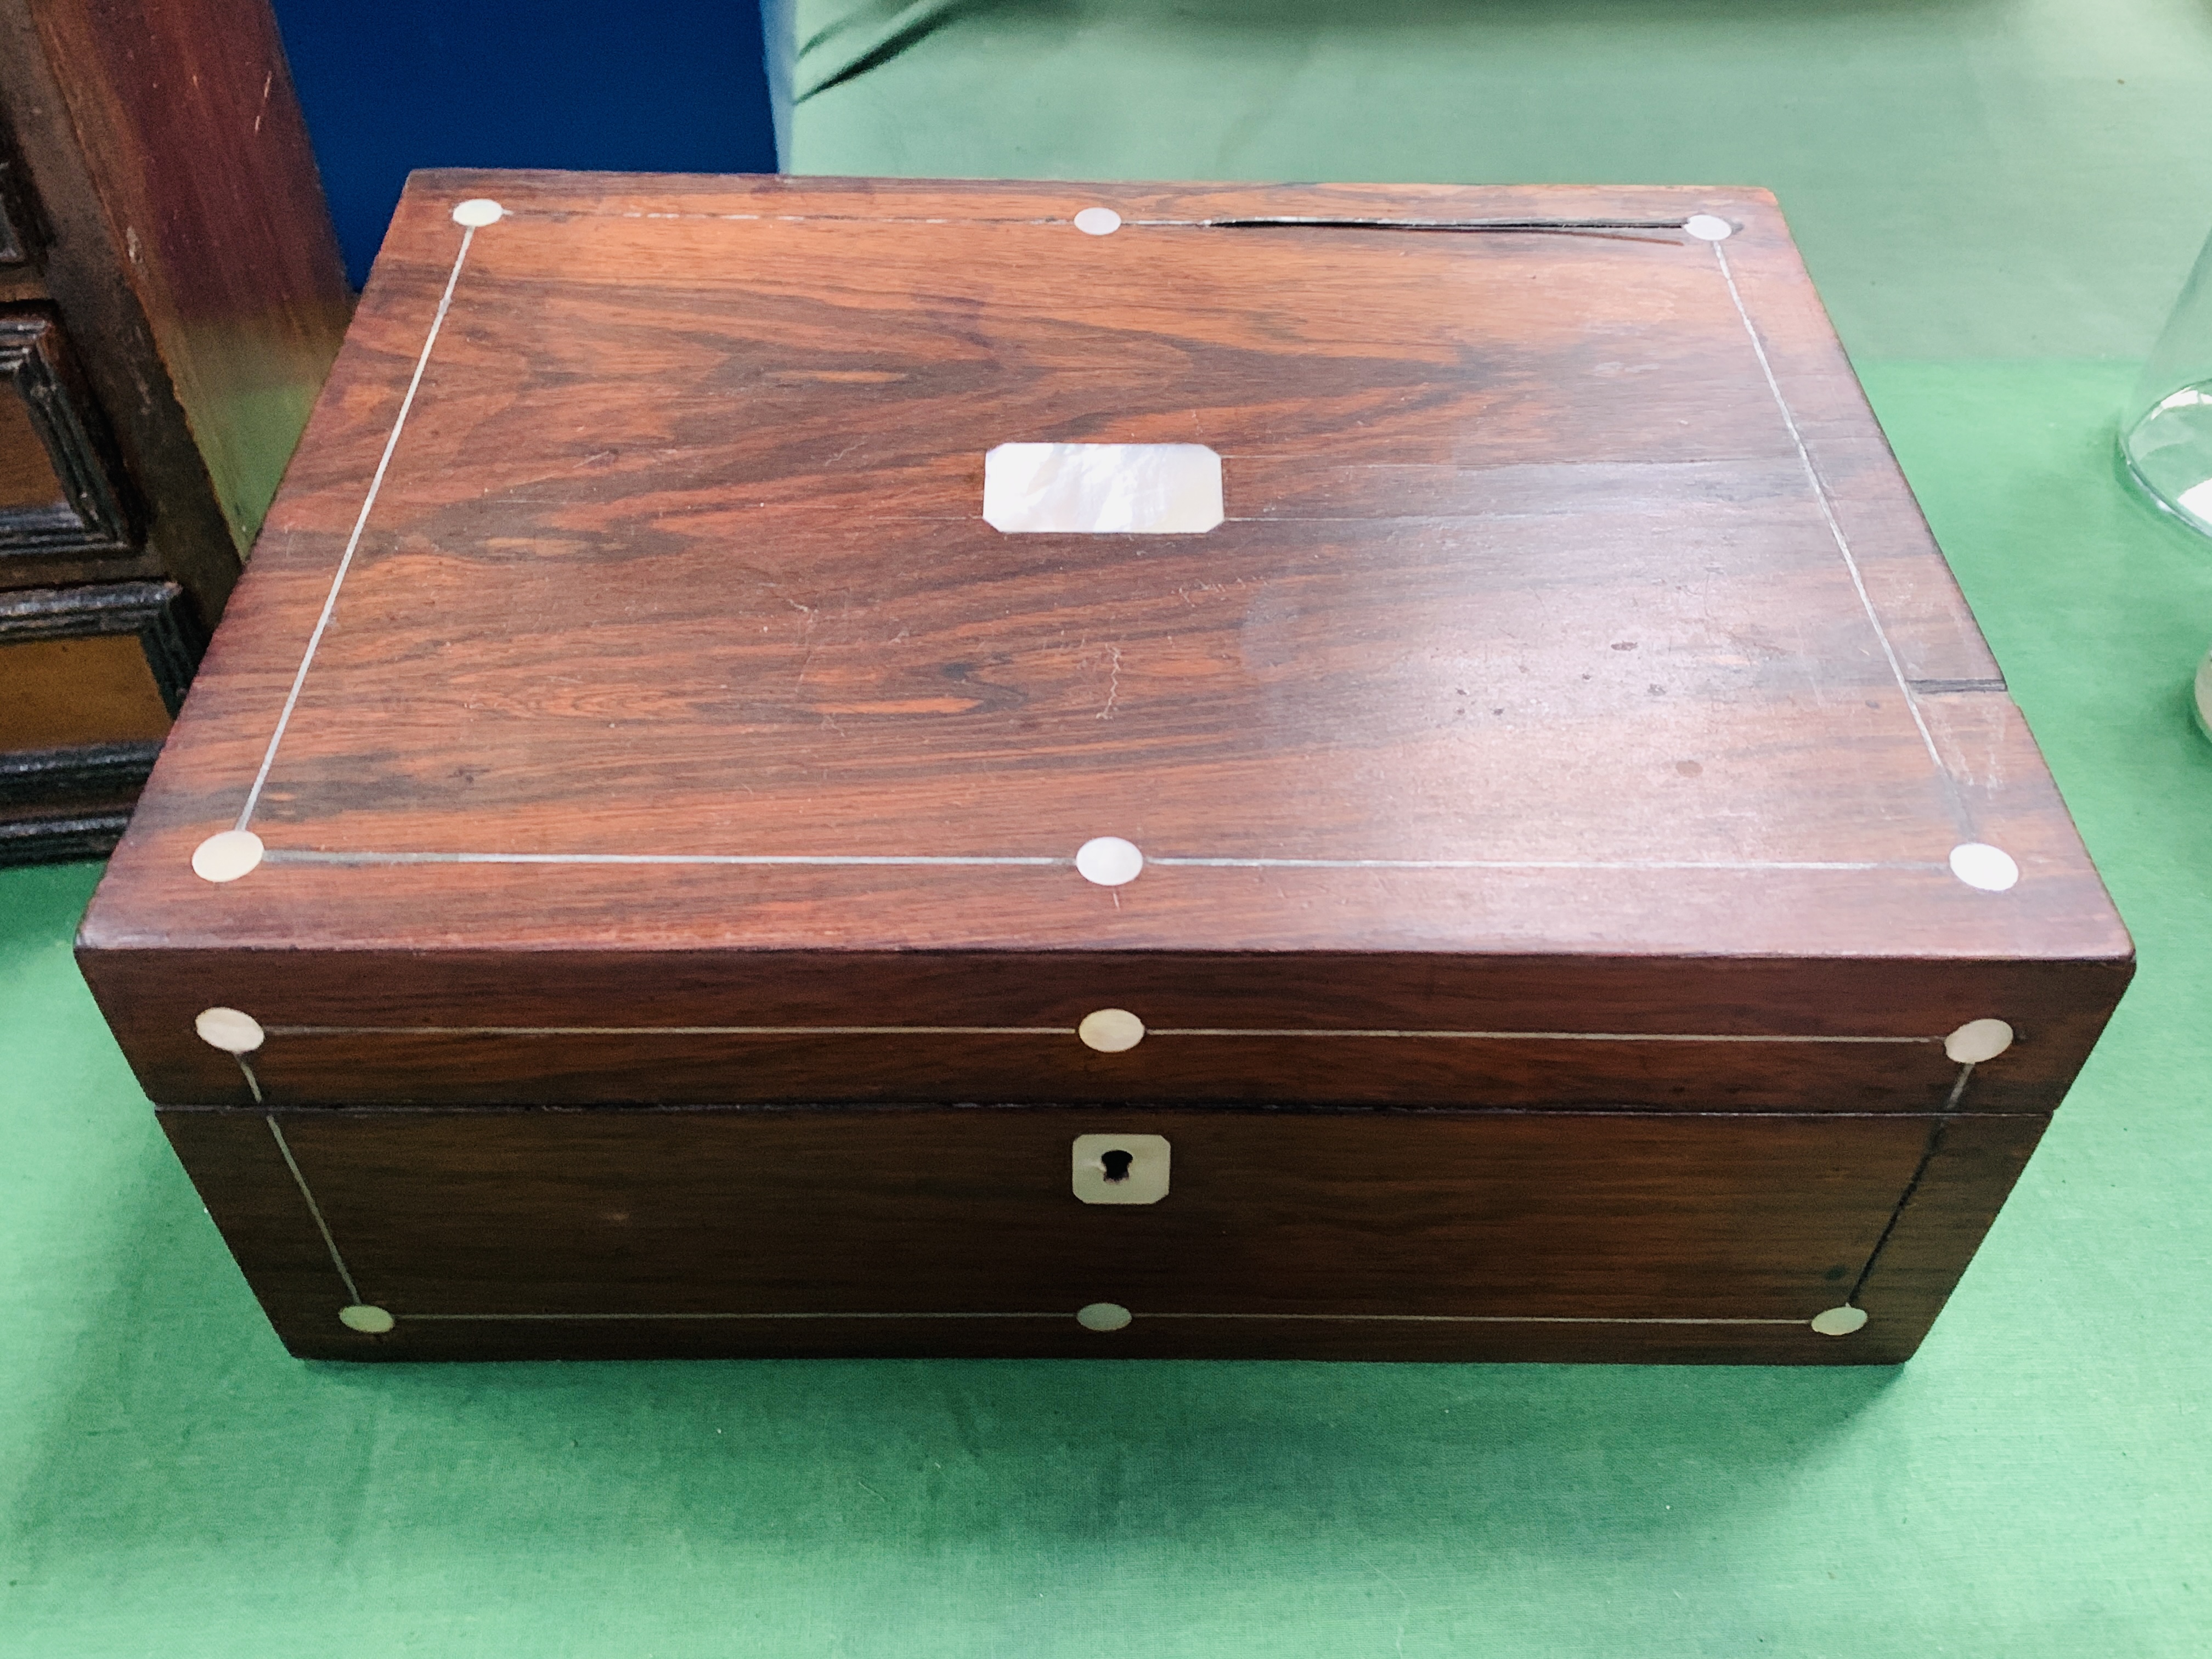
0 0 351 862
77 173 2131 1363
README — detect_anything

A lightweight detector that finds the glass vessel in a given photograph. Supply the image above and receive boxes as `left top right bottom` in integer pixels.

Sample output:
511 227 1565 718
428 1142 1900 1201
2125 227 2212 534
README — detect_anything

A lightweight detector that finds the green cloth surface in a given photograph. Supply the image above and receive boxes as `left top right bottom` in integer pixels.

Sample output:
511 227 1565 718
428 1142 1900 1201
9 5 2212 1654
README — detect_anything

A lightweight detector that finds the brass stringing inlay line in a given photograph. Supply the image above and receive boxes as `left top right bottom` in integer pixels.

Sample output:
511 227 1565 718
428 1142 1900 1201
235 217 484 834
574 210 1691 233
393 1310 1813 1327
255 849 1938 874
1708 237 1948 783
266 1115 361 1304
260 1024 1936 1045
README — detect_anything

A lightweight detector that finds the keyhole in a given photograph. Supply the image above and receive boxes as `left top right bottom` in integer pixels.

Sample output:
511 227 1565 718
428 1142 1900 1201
1101 1148 1135 1183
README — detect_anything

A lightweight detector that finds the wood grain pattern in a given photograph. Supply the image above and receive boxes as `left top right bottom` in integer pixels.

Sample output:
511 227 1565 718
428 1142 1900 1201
0 0 349 611
89 945 2124 1111
160 1101 2030 1364
7 0 349 566
81 173 2129 1116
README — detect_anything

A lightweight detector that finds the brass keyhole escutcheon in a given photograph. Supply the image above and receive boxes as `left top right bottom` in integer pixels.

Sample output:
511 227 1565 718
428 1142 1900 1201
1071 1133 1169 1204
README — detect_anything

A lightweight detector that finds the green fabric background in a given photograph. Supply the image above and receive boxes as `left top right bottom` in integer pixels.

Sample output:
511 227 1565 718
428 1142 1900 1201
8 2 2212 1652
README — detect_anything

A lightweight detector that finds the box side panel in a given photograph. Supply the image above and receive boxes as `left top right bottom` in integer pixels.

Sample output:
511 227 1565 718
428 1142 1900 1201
157 1102 2035 1364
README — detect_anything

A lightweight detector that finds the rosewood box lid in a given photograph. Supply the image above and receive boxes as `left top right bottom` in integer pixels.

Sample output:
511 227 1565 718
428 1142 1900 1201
77 173 2131 1112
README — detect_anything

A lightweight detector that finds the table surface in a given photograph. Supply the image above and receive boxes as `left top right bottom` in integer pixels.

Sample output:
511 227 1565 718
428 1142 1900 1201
8 0 2212 1652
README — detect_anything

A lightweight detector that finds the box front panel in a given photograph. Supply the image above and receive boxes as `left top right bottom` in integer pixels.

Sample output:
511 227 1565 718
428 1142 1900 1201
91 946 2125 1113
162 1103 2045 1363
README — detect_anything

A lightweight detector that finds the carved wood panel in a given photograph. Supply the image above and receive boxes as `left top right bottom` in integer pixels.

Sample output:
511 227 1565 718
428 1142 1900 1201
0 311 132 557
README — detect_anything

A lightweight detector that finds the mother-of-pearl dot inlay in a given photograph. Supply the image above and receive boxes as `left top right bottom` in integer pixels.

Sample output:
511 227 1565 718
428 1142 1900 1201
1075 836 1144 887
1810 1305 1869 1336
1948 842 2020 891
1684 213 1735 241
339 1304 396 1333
191 828 265 883
451 198 505 227
1077 1302 1133 1331
1943 1018 2015 1064
1078 1008 1146 1052
1073 207 1122 236
195 1006 266 1054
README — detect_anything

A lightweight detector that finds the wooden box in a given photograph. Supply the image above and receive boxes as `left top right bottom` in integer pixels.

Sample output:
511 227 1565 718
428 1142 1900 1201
76 173 2131 1364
